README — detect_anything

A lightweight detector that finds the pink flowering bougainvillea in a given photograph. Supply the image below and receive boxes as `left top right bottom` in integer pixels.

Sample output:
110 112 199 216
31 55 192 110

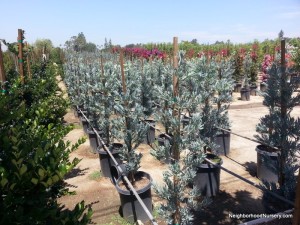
261 54 273 82
112 47 165 60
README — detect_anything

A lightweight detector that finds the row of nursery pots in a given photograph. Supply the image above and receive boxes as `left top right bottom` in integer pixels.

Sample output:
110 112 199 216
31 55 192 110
74 106 230 223
231 83 288 214
255 145 293 215
157 133 224 197
74 106 153 223
75 106 289 222
233 82 267 101
155 121 292 215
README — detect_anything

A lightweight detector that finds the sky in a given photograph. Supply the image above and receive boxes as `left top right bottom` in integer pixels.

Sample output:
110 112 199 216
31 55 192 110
0 0 300 48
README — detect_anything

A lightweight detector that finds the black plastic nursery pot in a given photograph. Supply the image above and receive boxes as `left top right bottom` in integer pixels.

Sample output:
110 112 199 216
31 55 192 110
213 129 231 156
72 105 79 117
250 85 257 96
97 143 123 178
143 119 156 145
181 115 191 128
262 186 294 214
157 133 173 163
194 153 223 197
74 105 86 118
256 145 279 183
86 128 104 153
260 82 267 92
291 74 300 88
116 171 153 224
80 116 89 134
110 163 128 185
234 83 242 92
240 87 250 101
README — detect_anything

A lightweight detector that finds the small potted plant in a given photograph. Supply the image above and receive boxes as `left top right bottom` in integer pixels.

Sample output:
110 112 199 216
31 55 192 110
240 53 251 101
213 59 234 156
63 53 85 116
95 58 124 178
154 62 174 159
113 57 153 223
249 47 259 96
152 49 209 225
192 56 228 197
232 51 243 92
85 93 105 153
140 59 157 145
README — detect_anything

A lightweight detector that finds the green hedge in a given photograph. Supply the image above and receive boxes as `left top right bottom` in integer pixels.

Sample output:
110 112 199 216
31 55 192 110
0 62 92 224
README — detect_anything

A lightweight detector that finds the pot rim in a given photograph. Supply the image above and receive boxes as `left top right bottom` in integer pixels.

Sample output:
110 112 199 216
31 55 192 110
115 171 152 195
255 144 279 157
197 153 223 168
97 143 123 154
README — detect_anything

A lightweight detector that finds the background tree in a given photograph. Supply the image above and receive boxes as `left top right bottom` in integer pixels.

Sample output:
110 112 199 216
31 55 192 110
65 32 96 52
34 39 53 54
278 30 284 40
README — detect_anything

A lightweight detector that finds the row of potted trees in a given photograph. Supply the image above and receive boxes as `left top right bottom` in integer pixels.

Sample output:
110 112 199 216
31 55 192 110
64 48 235 224
64 51 155 223
150 50 235 224
254 40 300 214
63 40 299 224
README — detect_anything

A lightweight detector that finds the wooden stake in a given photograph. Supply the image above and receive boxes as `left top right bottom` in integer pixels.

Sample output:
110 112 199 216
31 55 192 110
119 50 135 183
18 29 24 84
281 39 286 68
173 37 179 101
25 42 31 80
120 50 126 94
217 68 221 110
100 55 110 146
100 56 104 80
280 39 286 125
279 39 287 188
172 36 181 225
293 170 300 225
0 42 6 85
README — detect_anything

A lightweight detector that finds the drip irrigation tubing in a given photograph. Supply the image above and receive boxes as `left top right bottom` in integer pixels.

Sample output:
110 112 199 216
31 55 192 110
78 108 158 225
142 118 295 208
78 107 295 221
215 126 280 151
204 158 294 207
152 100 279 151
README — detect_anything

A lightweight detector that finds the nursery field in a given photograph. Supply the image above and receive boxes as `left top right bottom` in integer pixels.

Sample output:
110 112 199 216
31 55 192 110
58 91 300 225
2 30 300 225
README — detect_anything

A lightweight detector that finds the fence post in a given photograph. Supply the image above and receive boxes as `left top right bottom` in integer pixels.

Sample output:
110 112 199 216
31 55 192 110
120 49 126 94
172 36 181 225
18 29 24 84
0 42 6 85
25 42 31 80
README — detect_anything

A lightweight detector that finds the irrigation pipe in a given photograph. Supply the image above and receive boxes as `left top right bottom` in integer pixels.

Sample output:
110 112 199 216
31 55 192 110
215 126 281 151
204 158 295 207
78 108 158 225
142 118 295 208
79 106 294 220
153 100 279 150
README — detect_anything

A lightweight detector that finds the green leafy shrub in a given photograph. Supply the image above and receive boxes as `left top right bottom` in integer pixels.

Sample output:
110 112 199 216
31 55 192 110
0 59 92 224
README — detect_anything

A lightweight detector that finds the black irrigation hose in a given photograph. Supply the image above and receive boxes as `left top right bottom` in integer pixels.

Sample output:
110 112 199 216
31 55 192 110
142 117 295 208
204 158 295 207
215 126 280 152
78 108 159 225
79 106 295 221
153 100 278 150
